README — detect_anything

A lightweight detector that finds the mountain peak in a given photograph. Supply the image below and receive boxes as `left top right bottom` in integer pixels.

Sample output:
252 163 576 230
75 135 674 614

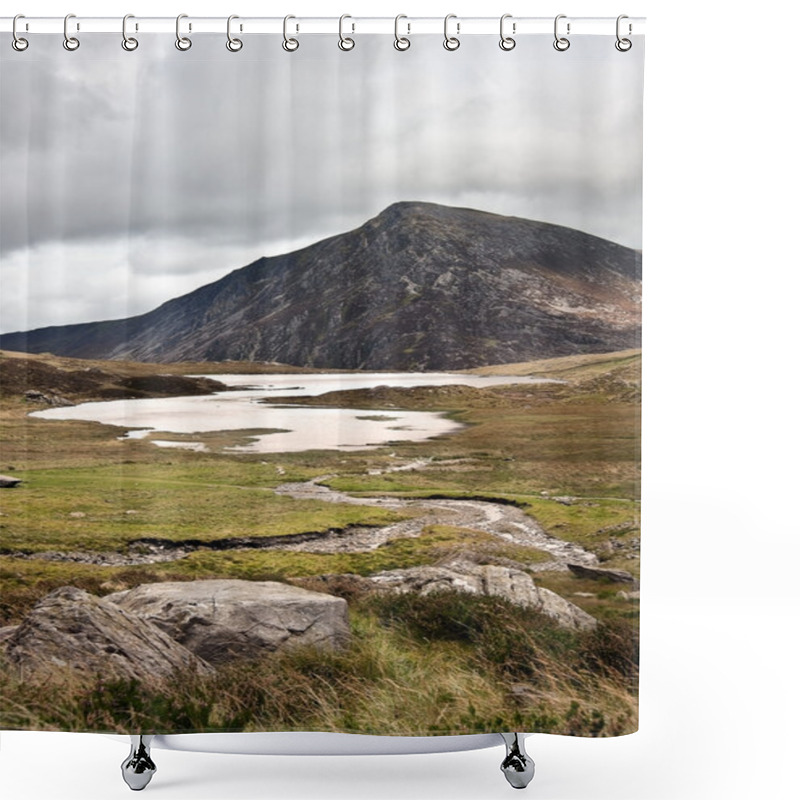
0 204 641 370
371 200 500 228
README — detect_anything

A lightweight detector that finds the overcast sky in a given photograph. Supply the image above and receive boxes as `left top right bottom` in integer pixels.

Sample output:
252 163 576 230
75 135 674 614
0 33 643 333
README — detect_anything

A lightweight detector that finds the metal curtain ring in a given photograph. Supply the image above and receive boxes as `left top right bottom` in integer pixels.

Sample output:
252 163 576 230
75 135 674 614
615 14 632 51
282 15 299 51
394 14 410 51
63 13 80 51
338 14 355 51
122 14 138 51
226 15 243 51
499 14 515 51
176 14 192 50
553 14 570 51
12 14 28 51
443 14 460 51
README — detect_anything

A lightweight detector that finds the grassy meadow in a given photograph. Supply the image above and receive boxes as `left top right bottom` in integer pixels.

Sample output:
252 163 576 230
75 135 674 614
0 349 640 736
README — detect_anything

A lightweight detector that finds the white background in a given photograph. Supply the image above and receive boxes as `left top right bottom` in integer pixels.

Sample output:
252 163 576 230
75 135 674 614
2 1 798 799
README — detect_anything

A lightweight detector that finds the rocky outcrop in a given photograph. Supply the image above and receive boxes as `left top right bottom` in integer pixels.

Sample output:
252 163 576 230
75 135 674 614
567 563 638 586
0 202 641 370
23 389 74 406
106 580 351 666
4 587 213 681
369 560 597 631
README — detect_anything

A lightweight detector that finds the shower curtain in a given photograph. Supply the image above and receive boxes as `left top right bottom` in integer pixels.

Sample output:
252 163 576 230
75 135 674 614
0 21 643 740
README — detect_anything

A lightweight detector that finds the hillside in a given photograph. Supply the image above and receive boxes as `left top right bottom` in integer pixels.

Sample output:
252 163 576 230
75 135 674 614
0 202 641 370
0 350 231 404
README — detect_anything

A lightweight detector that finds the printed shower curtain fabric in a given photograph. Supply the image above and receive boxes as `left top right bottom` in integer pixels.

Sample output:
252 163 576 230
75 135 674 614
0 27 643 738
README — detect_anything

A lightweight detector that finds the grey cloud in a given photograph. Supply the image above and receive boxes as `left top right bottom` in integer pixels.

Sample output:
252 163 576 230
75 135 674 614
1 32 643 332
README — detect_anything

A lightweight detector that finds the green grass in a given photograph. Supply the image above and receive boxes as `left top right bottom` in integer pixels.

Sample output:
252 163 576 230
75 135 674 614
140 428 291 452
0 463 409 553
312 485 639 561
314 403 640 500
149 525 554 582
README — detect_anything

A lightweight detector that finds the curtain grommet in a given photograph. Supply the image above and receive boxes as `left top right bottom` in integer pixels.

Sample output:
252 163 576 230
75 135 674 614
282 15 299 51
338 14 355 51
226 15 243 52
553 14 570 51
615 15 633 51
175 14 192 51
443 14 460 51
63 13 80 51
499 14 516 51
12 14 29 51
394 15 410 51
121 14 138 51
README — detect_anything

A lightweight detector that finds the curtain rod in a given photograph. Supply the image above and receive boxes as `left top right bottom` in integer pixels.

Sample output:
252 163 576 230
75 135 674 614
1 16 646 37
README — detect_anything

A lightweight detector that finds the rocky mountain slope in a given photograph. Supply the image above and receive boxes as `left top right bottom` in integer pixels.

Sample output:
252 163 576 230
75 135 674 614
0 202 641 370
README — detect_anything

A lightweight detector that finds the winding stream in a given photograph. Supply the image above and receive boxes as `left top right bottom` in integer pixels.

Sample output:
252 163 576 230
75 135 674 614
18 476 597 571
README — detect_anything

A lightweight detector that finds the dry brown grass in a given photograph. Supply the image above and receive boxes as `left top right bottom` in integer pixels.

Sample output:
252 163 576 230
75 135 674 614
0 590 637 736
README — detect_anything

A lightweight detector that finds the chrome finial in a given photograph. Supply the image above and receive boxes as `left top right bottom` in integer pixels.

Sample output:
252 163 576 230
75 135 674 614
500 733 535 790
121 735 157 791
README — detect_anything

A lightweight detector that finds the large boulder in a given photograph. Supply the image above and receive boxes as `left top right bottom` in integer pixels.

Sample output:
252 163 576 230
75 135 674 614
4 587 213 681
370 561 597 631
107 580 351 666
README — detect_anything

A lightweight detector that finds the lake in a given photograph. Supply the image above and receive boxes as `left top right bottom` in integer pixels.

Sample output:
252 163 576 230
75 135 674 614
31 372 551 454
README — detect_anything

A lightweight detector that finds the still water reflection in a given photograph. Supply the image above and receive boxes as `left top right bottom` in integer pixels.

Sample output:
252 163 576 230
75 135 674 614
31 372 548 454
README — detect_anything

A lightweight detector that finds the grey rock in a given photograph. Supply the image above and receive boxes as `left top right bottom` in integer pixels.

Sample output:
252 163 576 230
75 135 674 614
0 474 22 488
23 389 74 407
370 560 597 631
534 587 598 632
4 587 213 681
107 580 351 666
567 563 638 586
